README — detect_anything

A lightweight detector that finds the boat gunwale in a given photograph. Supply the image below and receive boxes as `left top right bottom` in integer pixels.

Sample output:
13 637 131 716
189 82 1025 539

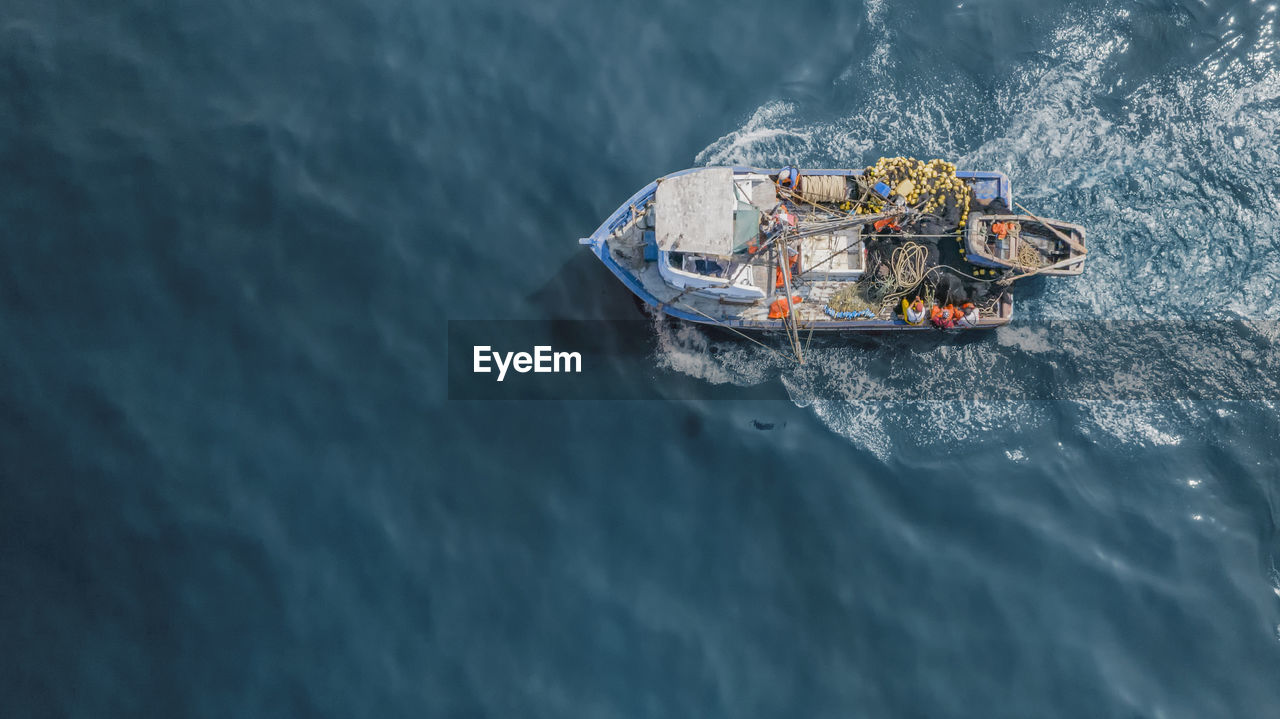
583 166 1017 331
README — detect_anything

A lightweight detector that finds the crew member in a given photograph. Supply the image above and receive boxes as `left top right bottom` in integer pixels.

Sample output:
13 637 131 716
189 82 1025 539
904 296 926 325
777 166 801 193
956 302 979 328
772 204 797 228
768 295 803 319
774 247 800 288
930 303 957 329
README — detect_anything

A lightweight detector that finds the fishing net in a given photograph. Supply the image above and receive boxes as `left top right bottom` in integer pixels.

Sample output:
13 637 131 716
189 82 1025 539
1016 241 1046 268
860 157 973 231
827 283 880 313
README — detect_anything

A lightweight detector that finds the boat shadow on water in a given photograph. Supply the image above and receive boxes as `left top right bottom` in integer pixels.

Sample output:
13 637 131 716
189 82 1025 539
527 250 651 321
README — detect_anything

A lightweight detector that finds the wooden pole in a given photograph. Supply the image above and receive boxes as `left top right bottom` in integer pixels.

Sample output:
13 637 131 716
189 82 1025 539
1015 202 1087 255
997 254 1086 285
777 235 804 364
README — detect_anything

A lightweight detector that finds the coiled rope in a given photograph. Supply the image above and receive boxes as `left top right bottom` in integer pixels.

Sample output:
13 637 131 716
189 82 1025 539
870 242 930 305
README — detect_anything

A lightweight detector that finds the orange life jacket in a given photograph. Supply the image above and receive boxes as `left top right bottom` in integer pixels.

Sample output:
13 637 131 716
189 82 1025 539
874 218 901 232
992 222 1010 239
768 295 803 319
774 252 800 288
931 304 957 329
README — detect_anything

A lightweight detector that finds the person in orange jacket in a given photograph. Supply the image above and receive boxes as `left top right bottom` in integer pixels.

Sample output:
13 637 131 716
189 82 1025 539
930 303 957 329
774 247 800 288
768 295 803 319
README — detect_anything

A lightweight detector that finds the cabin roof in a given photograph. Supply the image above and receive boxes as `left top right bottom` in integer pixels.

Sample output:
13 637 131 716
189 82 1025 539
655 168 737 256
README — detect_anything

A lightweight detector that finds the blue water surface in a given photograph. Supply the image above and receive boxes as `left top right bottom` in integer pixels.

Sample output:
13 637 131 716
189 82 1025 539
3 0 1280 716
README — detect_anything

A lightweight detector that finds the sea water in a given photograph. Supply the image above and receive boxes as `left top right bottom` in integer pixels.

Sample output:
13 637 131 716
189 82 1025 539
3 0 1279 716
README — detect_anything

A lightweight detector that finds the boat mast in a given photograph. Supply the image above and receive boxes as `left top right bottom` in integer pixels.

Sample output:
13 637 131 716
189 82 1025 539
776 228 804 364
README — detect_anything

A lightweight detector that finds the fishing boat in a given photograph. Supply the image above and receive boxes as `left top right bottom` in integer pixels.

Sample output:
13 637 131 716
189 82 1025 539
578 158 1085 355
964 213 1086 276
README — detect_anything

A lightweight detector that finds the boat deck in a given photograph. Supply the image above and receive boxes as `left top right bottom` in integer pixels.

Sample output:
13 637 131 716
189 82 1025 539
585 164 1032 332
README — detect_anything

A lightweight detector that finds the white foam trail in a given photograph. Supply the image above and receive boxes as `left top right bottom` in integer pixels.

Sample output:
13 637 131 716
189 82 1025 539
649 310 780 386
667 3 1280 456
1076 401 1185 447
696 102 819 168
996 326 1054 354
